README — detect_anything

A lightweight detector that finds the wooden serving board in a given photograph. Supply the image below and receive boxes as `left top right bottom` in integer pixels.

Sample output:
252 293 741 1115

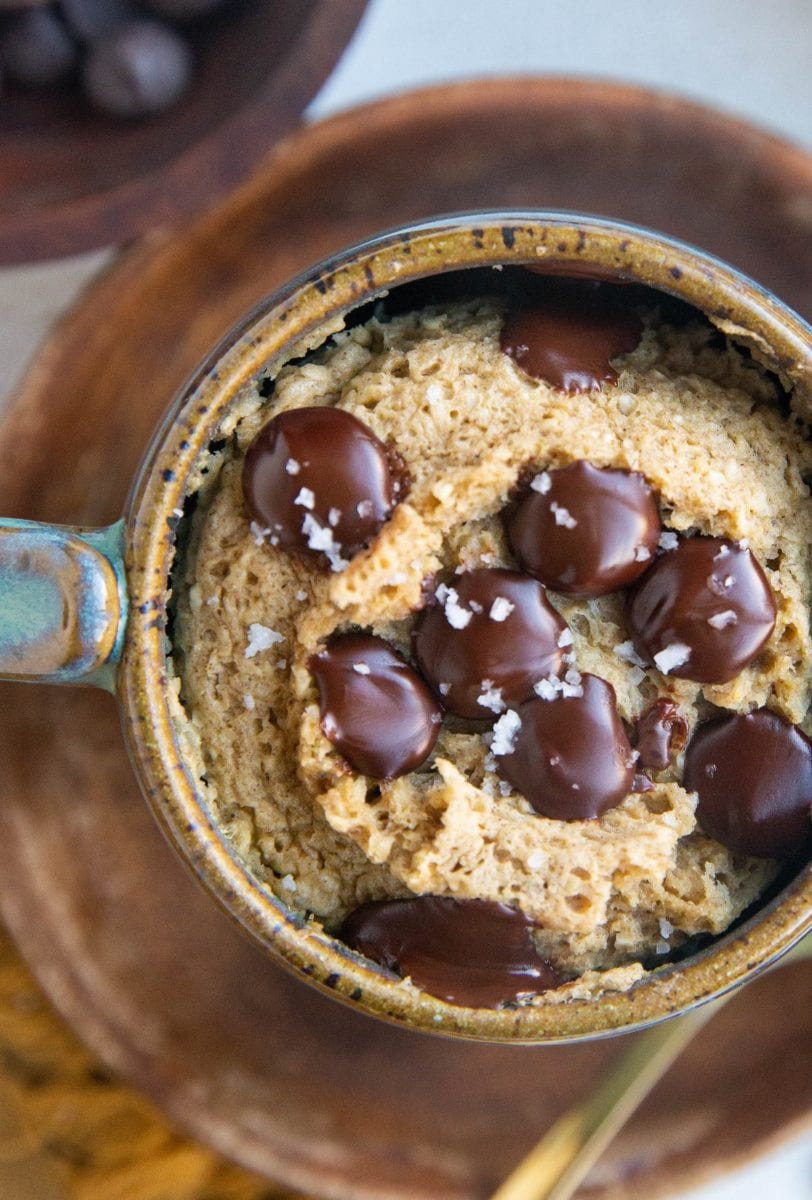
0 79 810 1200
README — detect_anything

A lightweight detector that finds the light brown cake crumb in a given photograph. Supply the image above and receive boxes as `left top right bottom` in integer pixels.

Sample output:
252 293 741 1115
172 298 811 991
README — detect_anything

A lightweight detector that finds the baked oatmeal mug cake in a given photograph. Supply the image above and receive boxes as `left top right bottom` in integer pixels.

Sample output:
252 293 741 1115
1 213 811 1041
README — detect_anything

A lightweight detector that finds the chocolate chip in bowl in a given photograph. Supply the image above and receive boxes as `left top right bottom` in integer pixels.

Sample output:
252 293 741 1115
170 257 812 1015
0 0 369 262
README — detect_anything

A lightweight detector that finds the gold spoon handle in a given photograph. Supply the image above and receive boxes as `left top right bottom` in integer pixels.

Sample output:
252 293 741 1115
490 1003 718 1200
492 933 812 1200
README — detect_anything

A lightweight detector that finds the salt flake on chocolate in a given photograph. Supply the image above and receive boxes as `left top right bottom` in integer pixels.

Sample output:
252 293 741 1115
653 642 691 674
294 487 315 510
530 471 552 494
550 501 577 529
707 609 738 629
477 681 506 714
489 597 515 622
491 709 522 755
301 513 349 572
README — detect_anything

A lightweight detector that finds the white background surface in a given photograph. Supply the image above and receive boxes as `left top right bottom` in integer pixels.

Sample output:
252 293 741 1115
1 0 810 1196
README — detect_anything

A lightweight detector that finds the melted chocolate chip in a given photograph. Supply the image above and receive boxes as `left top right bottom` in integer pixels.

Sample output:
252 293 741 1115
82 20 192 118
500 279 644 392
243 407 404 567
506 461 661 596
626 537 776 684
634 699 689 771
684 709 812 858
495 674 635 820
310 633 441 780
340 896 563 1008
412 569 568 719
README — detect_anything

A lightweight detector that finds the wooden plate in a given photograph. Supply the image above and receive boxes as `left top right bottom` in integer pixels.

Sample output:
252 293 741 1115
0 0 368 265
0 79 810 1200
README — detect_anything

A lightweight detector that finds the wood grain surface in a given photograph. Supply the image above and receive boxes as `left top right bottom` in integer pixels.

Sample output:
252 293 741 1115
0 80 810 1200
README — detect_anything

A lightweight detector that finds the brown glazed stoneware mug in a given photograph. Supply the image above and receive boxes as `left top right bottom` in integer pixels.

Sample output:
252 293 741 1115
1 212 810 1043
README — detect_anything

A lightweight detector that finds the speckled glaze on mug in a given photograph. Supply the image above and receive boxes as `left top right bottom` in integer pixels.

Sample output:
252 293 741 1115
2 213 811 1042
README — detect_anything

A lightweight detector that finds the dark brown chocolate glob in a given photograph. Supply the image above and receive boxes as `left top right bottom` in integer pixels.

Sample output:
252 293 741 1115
339 896 563 1008
500 279 644 392
626 536 776 684
412 569 568 719
243 407 404 569
684 710 812 858
309 633 441 780
495 674 636 820
634 699 689 772
507 461 661 596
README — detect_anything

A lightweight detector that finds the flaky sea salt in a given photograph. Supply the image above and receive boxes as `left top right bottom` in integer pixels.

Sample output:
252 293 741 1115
491 710 522 756
498 780 512 797
281 874 297 892
250 520 271 546
295 590 308 602
294 486 315 510
285 458 301 475
634 545 651 562
707 573 734 595
243 693 255 711
659 918 674 939
353 662 371 675
550 501 577 529
438 682 451 696
658 530 679 552
653 642 691 674
707 609 738 629
533 676 560 701
357 499 374 518
528 850 544 869
327 507 342 527
614 640 647 668
477 682 505 714
435 583 472 629
714 544 730 560
245 623 284 659
530 471 552 494
301 513 348 572
558 628 574 648
489 597 515 622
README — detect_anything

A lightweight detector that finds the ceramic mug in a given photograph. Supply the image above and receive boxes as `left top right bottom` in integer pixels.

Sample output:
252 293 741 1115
1 212 810 1043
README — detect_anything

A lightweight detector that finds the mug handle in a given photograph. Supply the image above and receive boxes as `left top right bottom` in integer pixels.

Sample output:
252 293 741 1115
0 519 127 691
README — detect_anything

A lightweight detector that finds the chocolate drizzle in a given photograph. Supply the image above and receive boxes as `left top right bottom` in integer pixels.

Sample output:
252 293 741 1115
626 536 776 684
506 461 661 596
310 633 441 779
339 896 563 1008
243 406 404 565
495 674 636 820
684 709 812 858
412 568 568 719
500 279 644 392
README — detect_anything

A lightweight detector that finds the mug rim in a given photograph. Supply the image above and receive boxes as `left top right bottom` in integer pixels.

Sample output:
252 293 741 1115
118 210 812 1042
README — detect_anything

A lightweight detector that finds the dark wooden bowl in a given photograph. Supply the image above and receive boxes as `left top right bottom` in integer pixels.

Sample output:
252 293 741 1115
0 0 368 264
